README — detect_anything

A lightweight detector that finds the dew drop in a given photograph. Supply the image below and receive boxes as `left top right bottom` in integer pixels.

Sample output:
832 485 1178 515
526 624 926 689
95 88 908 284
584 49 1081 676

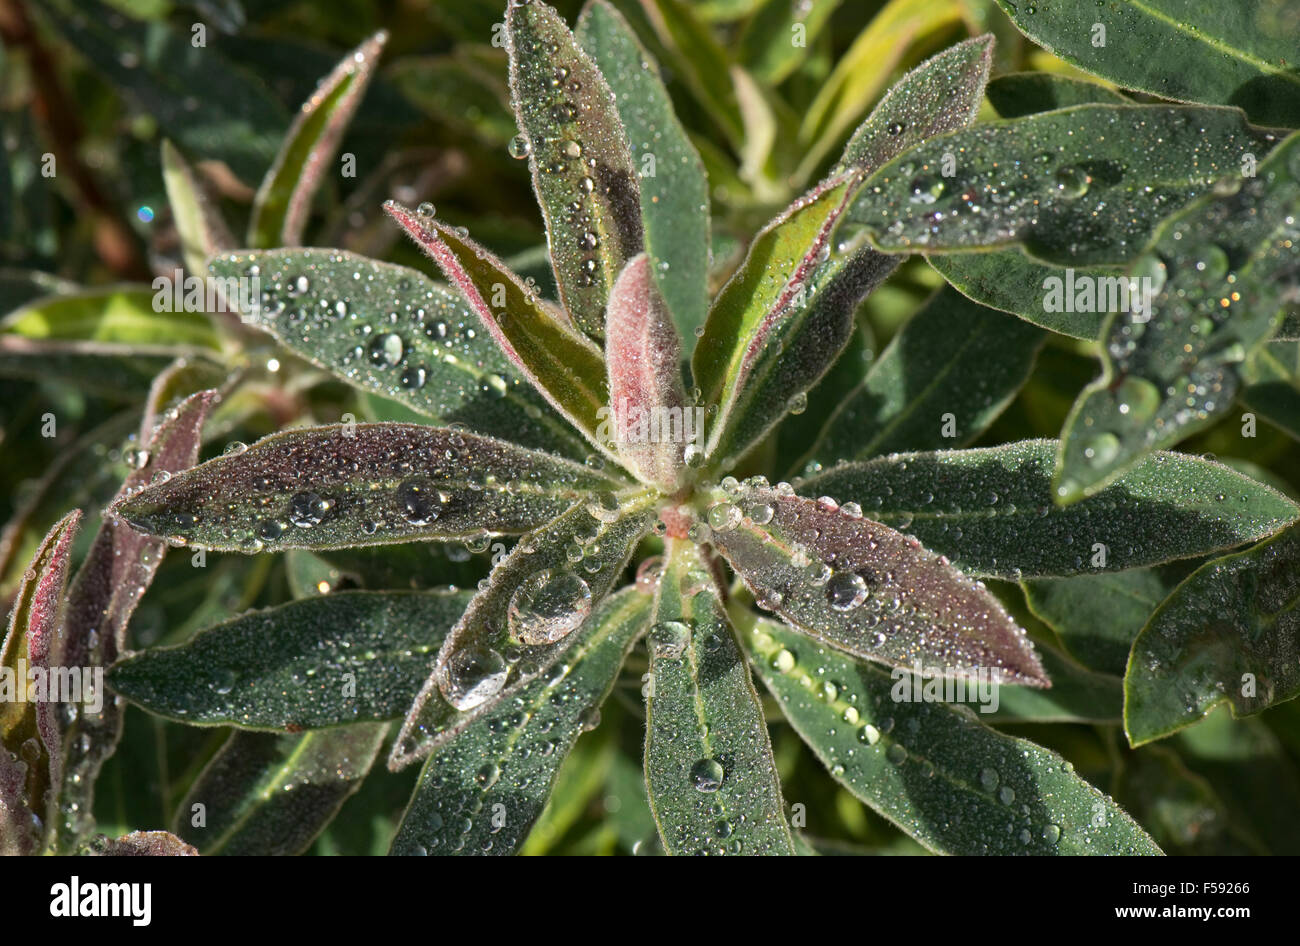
507 569 593 645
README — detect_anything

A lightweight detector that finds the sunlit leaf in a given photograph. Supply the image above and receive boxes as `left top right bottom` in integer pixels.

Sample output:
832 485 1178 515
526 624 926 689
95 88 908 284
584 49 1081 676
384 201 612 453
173 725 386 855
209 248 587 458
1126 524 1300 746
1055 132 1300 501
249 31 388 248
705 481 1048 686
800 440 1299 579
741 614 1161 854
390 586 649 855
845 105 1277 265
645 540 793 855
114 422 627 552
796 0 965 179
1 286 220 349
576 0 710 341
161 140 235 279
996 0 1300 127
738 0 842 85
109 590 472 730
506 0 643 337
391 496 656 767
798 287 1043 471
604 254 687 490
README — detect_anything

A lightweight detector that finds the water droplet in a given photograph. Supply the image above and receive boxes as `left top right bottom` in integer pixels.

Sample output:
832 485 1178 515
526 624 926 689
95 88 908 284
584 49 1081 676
397 478 443 525
1053 164 1090 198
288 491 331 527
368 332 404 366
508 135 531 159
441 647 508 711
907 175 944 205
707 501 742 532
826 571 868 611
1190 243 1229 281
690 758 724 793
1081 432 1120 468
1116 376 1160 420
649 620 692 659
417 201 437 217
507 569 593 645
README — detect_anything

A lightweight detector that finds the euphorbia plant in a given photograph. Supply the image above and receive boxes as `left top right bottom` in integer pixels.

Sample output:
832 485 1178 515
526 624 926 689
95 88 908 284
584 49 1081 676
5 0 1300 856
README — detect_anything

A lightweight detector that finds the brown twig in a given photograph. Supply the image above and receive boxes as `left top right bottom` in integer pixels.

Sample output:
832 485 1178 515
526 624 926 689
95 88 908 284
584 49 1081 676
0 0 149 279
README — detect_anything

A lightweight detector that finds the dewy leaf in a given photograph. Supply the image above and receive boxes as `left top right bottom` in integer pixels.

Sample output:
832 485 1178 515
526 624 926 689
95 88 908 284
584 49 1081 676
109 590 472 730
1125 525 1300 747
505 0 644 337
2 286 220 349
799 440 1299 579
740 614 1162 855
604 253 688 490
384 201 612 454
929 74 1129 340
389 586 650 855
706 482 1048 686
845 104 1277 266
575 0 710 342
798 287 1044 472
113 423 627 553
1054 132 1300 502
209 249 587 458
692 175 853 457
644 540 793 855
0 511 79 857
173 725 386 855
1024 564 1195 676
391 495 656 768
49 388 216 853
707 37 994 467
995 0 1300 128
161 141 235 279
249 32 387 248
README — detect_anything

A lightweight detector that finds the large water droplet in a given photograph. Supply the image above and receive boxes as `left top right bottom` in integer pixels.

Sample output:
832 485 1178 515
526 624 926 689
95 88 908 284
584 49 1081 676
507 569 593 645
397 478 444 525
690 758 724 793
826 571 868 611
441 648 508 711
649 620 692 659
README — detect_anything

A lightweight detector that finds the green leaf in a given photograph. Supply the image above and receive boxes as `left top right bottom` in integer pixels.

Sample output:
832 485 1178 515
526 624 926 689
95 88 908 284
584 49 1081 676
209 248 587 458
384 201 612 455
109 590 472 730
927 73 1129 339
0 511 79 856
645 540 793 855
161 141 235 278
1 286 220 349
1055 132 1300 501
576 0 710 342
738 0 842 85
392 496 656 767
505 0 644 337
928 253 1117 340
705 482 1048 686
800 440 1299 579
388 50 518 146
741 614 1161 854
1024 564 1194 675
707 38 994 467
173 725 386 855
995 0 1300 127
248 32 388 248
1242 380 1300 442
604 254 688 490
845 104 1276 265
0 338 195 399
389 586 650 855
113 422 626 552
1125 524 1300 746
798 287 1044 471
985 72 1129 119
